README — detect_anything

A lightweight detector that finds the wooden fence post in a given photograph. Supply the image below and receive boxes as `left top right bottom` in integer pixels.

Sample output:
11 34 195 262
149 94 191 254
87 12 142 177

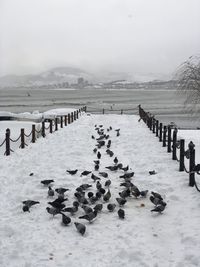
103 108 105 114
159 123 163 142
32 124 36 143
167 126 171 153
74 111 76 120
21 128 25 149
71 112 74 123
155 120 159 137
152 118 155 133
76 110 79 119
121 109 123 115
55 118 58 131
179 139 185 171
60 116 63 128
68 114 71 124
163 126 167 147
5 128 10 156
64 115 67 126
42 121 45 137
189 141 195 187
172 128 177 160
49 120 53 133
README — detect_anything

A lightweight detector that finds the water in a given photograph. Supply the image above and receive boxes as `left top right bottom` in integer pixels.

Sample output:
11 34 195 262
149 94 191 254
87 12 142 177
0 88 199 128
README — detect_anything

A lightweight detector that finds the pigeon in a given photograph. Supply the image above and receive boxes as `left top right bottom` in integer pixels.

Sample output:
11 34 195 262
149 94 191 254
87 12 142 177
118 208 125 219
82 205 93 214
22 200 40 207
93 148 97 153
105 165 118 171
48 186 54 197
105 179 111 187
60 212 71 226
140 190 148 198
81 171 92 176
107 203 116 212
120 181 133 188
103 189 111 202
119 188 131 199
94 160 100 165
119 172 134 179
66 169 78 175
96 140 105 147
117 163 123 169
89 196 99 204
46 207 61 216
22 205 30 212
91 135 95 139
63 203 79 215
121 165 129 172
41 179 54 186
94 164 99 171
74 222 86 235
107 140 111 148
96 191 102 199
93 203 103 213
55 187 69 194
79 210 97 223
97 151 101 159
80 184 92 190
151 204 166 213
29 172 34 176
151 191 163 200
99 187 106 194
150 196 166 207
116 198 127 206
106 149 114 157
91 173 101 182
99 172 108 178
96 181 102 190
114 157 118 164
88 192 94 198
149 170 157 175
48 201 65 210
131 184 141 198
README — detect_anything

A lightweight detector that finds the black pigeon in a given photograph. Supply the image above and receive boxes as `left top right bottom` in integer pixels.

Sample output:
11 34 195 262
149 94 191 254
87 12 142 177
91 173 101 182
94 160 100 165
119 172 134 179
74 222 86 235
78 196 89 205
81 171 92 176
116 198 127 206
105 165 118 171
117 163 123 169
41 179 54 186
151 191 163 200
119 188 131 199
22 205 30 212
66 169 78 175
93 203 103 213
94 164 99 171
96 191 102 199
48 186 54 197
106 149 114 157
91 135 95 139
96 181 102 190
55 187 69 194
29 172 34 176
114 157 118 164
99 172 108 178
105 179 111 187
140 190 148 198
121 165 129 172
22 200 40 207
99 187 106 194
80 184 92 190
97 151 101 159
149 170 157 175
48 201 65 210
120 181 133 188
79 210 97 222
150 196 166 207
82 205 93 214
60 212 71 226
63 203 79 215
76 187 84 193
88 192 94 198
46 207 61 216
151 204 166 213
90 196 99 204
107 203 116 212
93 148 97 153
131 184 141 198
107 140 111 148
103 189 111 202
118 209 125 219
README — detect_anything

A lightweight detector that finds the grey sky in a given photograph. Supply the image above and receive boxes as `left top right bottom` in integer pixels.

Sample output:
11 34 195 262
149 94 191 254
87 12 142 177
0 0 200 79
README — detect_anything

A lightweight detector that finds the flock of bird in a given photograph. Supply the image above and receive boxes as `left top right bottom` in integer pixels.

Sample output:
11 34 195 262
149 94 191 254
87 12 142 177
22 123 167 236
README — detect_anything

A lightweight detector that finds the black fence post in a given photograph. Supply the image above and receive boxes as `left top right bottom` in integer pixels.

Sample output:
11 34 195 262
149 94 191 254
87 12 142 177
32 124 36 143
5 128 10 156
20 128 25 149
159 123 163 142
103 108 105 114
172 128 178 160
49 120 53 133
163 126 167 147
152 118 155 133
71 112 74 123
189 141 195 187
55 118 58 131
60 116 63 128
68 114 71 124
74 111 76 120
156 120 159 137
179 139 185 171
167 126 171 153
42 121 45 137
121 109 123 115
64 115 67 126
76 110 79 119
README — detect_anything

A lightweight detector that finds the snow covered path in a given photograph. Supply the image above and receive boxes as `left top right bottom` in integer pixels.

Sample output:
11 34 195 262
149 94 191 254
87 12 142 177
0 114 200 267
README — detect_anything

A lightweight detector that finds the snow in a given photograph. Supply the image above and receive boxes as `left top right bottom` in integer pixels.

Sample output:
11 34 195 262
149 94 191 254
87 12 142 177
0 113 200 267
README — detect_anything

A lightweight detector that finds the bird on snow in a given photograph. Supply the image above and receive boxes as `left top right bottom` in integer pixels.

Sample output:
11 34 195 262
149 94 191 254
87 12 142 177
60 212 71 226
79 210 97 223
94 160 100 165
119 172 134 179
107 203 116 212
105 165 118 171
91 173 101 182
55 187 69 194
106 149 114 157
105 179 111 187
151 191 163 200
93 203 103 213
62 202 79 215
48 186 54 197
94 164 99 171
116 198 127 206
103 189 111 202
81 171 92 176
74 222 86 236
107 140 111 148
95 191 102 199
66 169 78 175
41 179 54 186
46 207 61 216
48 201 65 210
93 148 97 153
99 187 106 195
149 170 157 175
97 151 101 159
119 188 131 199
114 157 118 164
118 208 125 219
151 203 166 213
81 205 93 214
96 181 102 190
22 200 40 207
140 190 148 198
99 172 108 178
80 184 92 190
121 165 129 172
87 192 94 198
117 163 123 169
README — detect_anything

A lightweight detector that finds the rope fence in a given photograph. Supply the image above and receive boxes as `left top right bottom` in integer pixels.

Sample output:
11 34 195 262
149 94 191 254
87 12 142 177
138 105 200 193
0 106 86 157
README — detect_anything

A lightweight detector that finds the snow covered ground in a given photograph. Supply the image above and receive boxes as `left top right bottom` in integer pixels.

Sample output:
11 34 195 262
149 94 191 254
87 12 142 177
0 113 200 267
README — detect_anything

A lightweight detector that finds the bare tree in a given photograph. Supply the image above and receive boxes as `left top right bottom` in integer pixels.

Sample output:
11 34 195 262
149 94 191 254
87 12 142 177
176 55 200 109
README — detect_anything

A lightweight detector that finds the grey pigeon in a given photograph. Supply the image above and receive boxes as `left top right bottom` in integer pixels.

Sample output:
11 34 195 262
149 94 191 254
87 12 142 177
46 207 61 216
74 222 86 235
60 213 71 226
103 189 111 202
79 210 97 222
151 204 166 213
81 171 92 176
93 203 103 213
66 169 78 175
41 179 54 186
107 203 116 212
118 208 125 219
91 173 101 182
99 172 108 178
116 197 127 206
48 186 54 197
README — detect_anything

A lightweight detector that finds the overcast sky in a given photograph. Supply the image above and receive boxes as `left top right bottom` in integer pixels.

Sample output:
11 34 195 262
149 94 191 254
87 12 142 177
0 0 200 79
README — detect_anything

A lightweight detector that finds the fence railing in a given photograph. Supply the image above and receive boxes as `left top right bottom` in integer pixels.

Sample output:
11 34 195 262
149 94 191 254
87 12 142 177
85 106 138 115
0 106 87 156
138 105 200 192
